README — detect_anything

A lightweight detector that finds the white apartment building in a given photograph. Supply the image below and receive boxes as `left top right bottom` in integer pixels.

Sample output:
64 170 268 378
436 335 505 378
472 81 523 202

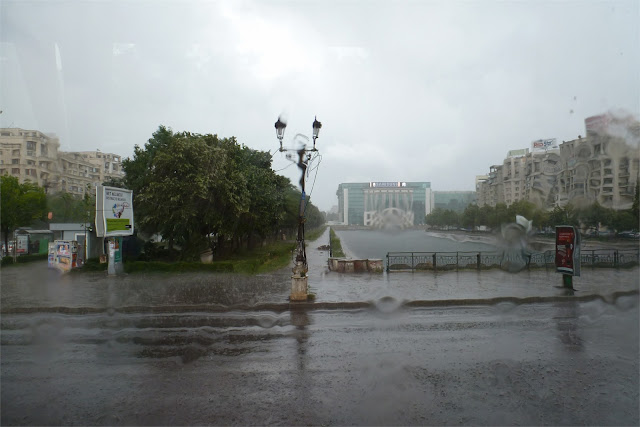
477 134 638 210
76 151 124 183
0 128 125 196
477 113 639 211
0 128 61 191
555 134 638 209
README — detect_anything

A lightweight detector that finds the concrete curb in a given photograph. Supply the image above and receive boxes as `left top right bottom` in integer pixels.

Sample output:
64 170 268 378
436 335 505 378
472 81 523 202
3 289 637 315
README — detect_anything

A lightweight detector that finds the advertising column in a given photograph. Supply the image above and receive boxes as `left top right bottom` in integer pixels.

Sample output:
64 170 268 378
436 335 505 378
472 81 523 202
555 225 581 288
95 186 134 275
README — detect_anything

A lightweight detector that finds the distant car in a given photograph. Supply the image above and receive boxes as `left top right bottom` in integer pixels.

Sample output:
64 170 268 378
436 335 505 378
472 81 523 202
618 231 639 239
598 230 615 237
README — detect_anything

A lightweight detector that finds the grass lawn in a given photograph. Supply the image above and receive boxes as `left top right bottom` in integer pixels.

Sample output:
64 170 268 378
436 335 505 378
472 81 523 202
77 225 327 275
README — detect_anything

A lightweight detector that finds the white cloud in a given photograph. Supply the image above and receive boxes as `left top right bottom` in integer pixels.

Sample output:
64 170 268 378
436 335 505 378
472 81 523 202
2 0 638 210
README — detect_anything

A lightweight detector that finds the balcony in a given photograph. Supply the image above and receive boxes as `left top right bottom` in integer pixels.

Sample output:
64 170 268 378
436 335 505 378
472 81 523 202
543 165 561 174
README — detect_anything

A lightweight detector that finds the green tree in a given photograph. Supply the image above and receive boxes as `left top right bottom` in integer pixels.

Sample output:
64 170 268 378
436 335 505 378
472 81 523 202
47 191 95 223
610 210 636 232
123 126 324 259
492 203 511 228
532 208 550 231
507 200 537 221
1 176 47 252
548 204 579 228
426 208 447 229
461 204 479 229
478 205 494 228
632 183 639 226
579 202 613 232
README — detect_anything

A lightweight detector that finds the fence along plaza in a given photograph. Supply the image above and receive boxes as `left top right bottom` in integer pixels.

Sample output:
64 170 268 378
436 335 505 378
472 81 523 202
386 248 639 272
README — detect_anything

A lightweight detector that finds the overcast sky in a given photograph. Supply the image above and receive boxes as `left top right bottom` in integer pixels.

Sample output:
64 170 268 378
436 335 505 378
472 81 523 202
1 0 638 210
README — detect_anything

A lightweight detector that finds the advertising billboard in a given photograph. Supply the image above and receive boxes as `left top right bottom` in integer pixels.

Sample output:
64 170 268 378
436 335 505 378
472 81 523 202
16 235 29 254
531 138 559 153
555 226 581 276
95 185 134 237
48 240 78 273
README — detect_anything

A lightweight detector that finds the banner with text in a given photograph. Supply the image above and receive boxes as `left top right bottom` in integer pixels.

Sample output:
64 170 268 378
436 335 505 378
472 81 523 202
555 225 581 276
95 185 134 237
531 138 559 153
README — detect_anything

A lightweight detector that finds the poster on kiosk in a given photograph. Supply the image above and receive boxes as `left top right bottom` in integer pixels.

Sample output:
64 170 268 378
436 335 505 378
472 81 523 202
95 185 133 275
555 225 581 276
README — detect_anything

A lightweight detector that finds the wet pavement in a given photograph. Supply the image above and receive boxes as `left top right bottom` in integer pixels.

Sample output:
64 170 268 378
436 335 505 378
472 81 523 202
1 228 638 311
1 228 639 425
1 298 638 425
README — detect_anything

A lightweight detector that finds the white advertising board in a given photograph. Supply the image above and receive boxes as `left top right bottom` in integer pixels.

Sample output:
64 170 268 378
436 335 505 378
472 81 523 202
95 185 134 237
531 138 558 153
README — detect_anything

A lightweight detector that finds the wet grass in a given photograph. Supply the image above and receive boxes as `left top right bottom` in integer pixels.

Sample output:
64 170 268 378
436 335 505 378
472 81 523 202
330 228 346 258
305 225 327 242
74 226 327 275
1 253 48 267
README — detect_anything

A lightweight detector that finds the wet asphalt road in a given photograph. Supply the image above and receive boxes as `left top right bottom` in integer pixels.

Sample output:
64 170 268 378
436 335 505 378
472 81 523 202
2 298 638 426
1 228 639 425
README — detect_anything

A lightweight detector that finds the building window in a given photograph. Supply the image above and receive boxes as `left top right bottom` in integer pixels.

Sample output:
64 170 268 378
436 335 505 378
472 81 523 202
11 159 19 164
12 168 19 175
41 144 48 156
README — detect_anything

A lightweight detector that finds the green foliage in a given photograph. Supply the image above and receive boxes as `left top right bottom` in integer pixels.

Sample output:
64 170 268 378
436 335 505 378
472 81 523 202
611 210 637 232
1 176 47 251
304 225 327 242
632 184 639 225
1 252 48 266
453 199 637 233
122 126 324 259
579 202 610 230
329 228 345 257
46 191 95 223
425 207 460 228
507 200 537 221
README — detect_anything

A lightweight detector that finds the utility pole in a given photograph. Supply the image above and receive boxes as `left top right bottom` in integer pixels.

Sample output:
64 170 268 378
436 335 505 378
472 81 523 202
275 116 322 301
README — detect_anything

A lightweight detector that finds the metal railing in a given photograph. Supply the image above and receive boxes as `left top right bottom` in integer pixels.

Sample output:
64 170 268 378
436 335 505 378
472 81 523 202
386 248 640 272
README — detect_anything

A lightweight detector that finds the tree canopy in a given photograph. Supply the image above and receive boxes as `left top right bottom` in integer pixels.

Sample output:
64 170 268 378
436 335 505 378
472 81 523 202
426 197 639 233
1 176 47 252
121 126 323 259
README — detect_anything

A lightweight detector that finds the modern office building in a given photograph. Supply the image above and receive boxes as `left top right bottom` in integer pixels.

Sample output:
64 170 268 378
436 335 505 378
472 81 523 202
0 128 125 196
336 182 432 226
432 191 477 212
335 182 477 226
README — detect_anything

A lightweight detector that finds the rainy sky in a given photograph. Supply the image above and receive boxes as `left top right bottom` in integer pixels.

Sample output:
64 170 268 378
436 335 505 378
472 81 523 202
1 0 639 210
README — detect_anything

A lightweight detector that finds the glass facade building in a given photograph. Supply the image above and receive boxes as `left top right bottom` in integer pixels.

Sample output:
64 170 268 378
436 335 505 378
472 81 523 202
336 182 433 226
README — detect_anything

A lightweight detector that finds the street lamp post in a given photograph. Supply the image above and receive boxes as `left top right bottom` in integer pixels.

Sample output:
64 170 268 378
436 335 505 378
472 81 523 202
275 116 322 301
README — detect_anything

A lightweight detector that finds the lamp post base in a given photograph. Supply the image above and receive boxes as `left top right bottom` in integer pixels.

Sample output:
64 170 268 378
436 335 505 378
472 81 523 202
290 274 308 301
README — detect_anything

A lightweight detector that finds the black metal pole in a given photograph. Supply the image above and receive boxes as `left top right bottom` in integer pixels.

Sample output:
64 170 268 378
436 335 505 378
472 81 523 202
297 148 307 267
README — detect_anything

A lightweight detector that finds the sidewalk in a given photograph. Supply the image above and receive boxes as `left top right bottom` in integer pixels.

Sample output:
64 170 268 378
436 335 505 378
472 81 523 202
1 227 638 311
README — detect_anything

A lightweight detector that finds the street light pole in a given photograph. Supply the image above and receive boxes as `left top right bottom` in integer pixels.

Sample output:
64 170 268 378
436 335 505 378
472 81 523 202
275 116 322 301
